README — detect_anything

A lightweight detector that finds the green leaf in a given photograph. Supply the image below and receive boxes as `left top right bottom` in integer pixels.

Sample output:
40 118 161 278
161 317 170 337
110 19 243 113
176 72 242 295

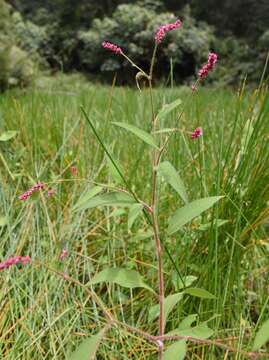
178 314 198 330
158 161 188 203
0 131 18 142
0 216 8 227
69 328 106 360
109 208 126 218
73 186 103 210
75 192 136 211
156 98 182 122
112 122 158 149
252 319 269 351
148 293 183 327
131 230 154 241
184 287 216 299
163 340 186 360
168 196 223 234
198 219 228 231
128 203 143 230
172 274 197 291
169 323 214 339
90 267 154 293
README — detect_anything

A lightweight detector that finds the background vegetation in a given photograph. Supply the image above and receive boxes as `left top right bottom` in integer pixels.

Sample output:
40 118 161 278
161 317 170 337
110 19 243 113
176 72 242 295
0 75 269 358
0 0 269 90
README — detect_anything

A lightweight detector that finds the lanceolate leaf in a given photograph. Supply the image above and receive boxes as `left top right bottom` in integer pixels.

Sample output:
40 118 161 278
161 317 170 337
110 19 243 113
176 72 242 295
178 314 198 330
158 161 188 203
172 274 197 291
156 98 182 122
167 323 214 340
131 230 154 241
128 203 143 230
0 131 17 142
149 293 183 327
90 267 154 293
163 340 186 360
198 219 228 231
252 319 269 351
75 192 136 211
168 196 224 234
73 186 103 210
184 287 216 299
69 327 107 360
112 122 158 149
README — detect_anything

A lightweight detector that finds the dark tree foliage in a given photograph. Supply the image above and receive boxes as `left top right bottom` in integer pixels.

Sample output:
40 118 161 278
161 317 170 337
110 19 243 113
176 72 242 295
3 0 269 84
9 0 269 41
191 0 269 40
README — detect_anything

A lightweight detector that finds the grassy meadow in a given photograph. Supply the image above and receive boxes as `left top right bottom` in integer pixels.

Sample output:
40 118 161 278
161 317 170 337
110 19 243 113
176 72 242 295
0 74 269 359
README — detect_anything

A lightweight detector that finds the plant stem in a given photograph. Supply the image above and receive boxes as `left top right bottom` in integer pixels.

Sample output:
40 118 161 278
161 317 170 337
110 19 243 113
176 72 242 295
122 53 149 80
149 43 165 359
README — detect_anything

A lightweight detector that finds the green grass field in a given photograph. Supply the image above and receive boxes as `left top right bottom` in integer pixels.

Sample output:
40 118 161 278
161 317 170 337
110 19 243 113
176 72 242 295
0 75 269 359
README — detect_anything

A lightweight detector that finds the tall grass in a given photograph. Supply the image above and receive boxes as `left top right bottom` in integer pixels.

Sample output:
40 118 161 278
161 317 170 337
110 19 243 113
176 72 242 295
0 75 268 359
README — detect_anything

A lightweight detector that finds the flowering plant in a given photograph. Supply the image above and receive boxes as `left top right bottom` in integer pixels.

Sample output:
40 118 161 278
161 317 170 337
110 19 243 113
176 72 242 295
71 18 222 360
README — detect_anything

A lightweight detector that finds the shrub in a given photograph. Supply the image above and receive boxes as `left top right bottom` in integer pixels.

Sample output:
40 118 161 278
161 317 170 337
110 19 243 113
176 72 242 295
7 46 35 87
0 0 38 90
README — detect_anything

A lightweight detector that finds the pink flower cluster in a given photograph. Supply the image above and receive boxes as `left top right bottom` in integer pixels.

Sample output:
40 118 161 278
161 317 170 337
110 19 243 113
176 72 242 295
19 182 45 201
191 127 203 139
59 249 68 261
198 52 218 79
155 19 182 44
0 255 31 271
102 41 122 54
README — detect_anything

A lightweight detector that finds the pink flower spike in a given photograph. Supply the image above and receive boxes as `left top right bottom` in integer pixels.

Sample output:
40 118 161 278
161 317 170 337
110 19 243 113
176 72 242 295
5 258 15 266
19 194 28 201
155 19 182 44
13 256 22 264
0 255 31 271
21 256 31 265
19 182 45 201
102 41 122 55
207 52 218 69
198 52 218 79
59 249 68 261
191 127 203 139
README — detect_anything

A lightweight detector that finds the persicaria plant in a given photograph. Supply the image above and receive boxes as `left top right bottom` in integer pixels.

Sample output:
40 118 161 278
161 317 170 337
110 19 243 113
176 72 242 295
66 18 226 360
